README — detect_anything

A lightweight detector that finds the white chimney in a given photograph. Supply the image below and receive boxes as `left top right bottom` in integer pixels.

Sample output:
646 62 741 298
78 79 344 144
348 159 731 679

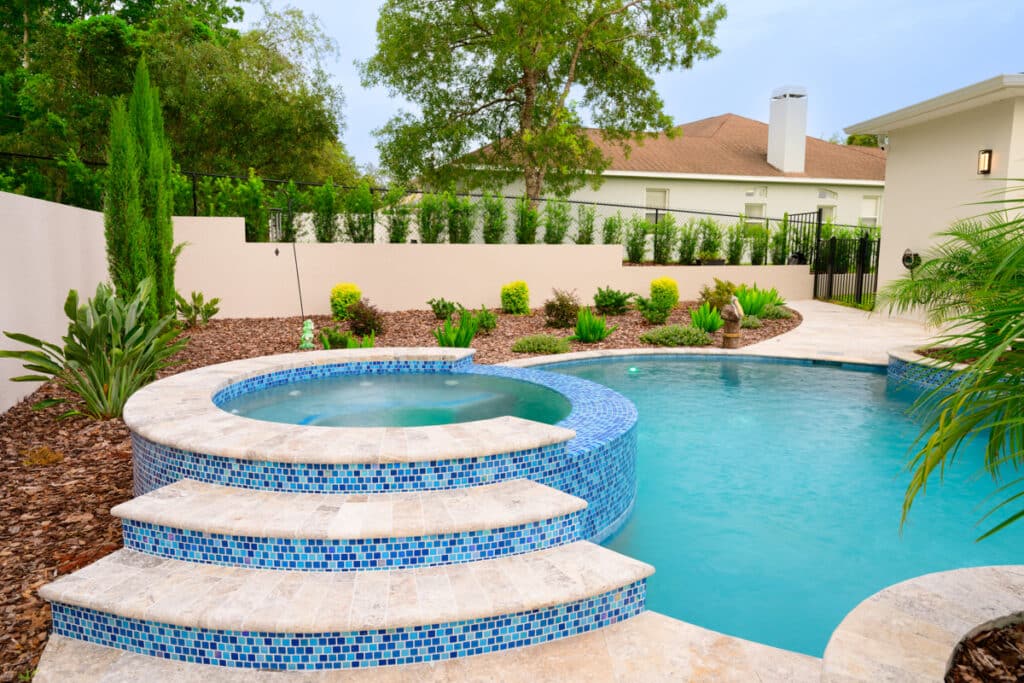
767 86 807 173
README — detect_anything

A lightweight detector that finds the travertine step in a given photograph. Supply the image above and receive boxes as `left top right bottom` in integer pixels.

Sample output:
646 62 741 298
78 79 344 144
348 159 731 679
40 542 653 670
112 479 587 570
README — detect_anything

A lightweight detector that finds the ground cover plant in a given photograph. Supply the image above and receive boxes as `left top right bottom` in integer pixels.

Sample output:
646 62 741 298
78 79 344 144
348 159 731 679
639 324 711 347
320 328 375 349
511 334 571 354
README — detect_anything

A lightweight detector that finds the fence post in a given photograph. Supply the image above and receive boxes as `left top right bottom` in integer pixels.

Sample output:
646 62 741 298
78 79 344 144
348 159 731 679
653 208 660 225
854 233 868 304
190 173 198 217
826 236 837 300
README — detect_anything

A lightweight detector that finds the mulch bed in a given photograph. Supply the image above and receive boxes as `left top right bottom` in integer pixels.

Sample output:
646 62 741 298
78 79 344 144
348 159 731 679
947 622 1024 682
0 303 798 680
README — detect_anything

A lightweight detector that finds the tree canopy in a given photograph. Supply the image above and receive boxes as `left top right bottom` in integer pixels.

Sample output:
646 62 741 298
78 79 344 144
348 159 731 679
361 0 725 200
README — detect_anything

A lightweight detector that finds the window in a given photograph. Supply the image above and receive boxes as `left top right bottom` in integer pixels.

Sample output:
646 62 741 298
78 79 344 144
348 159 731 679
817 188 838 201
818 205 836 223
645 188 668 223
744 202 766 226
859 195 880 227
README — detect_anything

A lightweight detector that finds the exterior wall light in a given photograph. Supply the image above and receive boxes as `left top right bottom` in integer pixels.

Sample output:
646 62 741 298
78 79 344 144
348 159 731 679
978 149 993 175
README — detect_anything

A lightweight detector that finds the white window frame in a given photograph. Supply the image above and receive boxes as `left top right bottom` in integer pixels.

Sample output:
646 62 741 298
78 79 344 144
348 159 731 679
644 187 669 224
818 205 836 223
859 195 881 227
744 202 766 226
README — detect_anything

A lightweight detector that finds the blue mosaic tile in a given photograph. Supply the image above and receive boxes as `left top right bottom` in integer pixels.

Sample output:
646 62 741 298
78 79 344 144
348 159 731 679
120 509 582 571
887 356 963 394
50 581 646 670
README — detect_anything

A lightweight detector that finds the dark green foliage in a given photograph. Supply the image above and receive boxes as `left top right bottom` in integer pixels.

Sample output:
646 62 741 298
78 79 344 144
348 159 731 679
384 190 412 243
544 289 581 328
635 296 670 324
481 193 507 244
748 225 769 265
417 192 446 243
427 297 458 321
690 302 724 333
624 217 648 263
725 224 744 265
678 220 699 264
320 327 375 349
277 181 303 242
347 299 386 336
542 199 571 244
734 283 775 317
770 214 790 264
0 279 186 419
511 334 570 354
175 291 220 327
593 286 633 315
432 310 479 347
447 193 475 244
761 304 793 320
514 196 539 244
235 170 269 242
697 217 723 260
741 315 762 329
602 214 624 245
469 305 497 334
343 181 376 243
312 179 338 242
651 215 678 265
500 281 530 314
698 278 736 310
105 98 147 300
570 308 617 343
639 324 711 347
846 134 879 147
574 205 596 245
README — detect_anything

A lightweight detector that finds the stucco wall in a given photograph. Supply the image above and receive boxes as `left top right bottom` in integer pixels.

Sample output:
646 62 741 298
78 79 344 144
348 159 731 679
0 192 109 412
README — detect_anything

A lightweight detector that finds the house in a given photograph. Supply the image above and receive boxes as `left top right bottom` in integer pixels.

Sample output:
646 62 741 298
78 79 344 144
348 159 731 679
845 74 1024 295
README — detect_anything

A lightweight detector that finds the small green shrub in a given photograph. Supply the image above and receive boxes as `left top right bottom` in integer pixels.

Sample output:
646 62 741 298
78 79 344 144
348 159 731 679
734 283 775 317
175 291 220 327
514 195 539 244
624 217 648 263
427 297 458 321
690 301 724 333
417 192 446 243
343 181 375 243
311 178 338 242
639 324 711 347
481 192 507 244
748 225 770 265
347 299 386 336
433 312 479 347
570 308 617 343
544 289 580 328
542 199 571 244
698 278 736 310
741 316 763 329
330 283 361 320
762 304 794 320
602 213 624 245
501 280 530 314
321 328 375 349
385 200 412 243
770 214 790 264
678 220 699 265
447 193 475 244
652 215 678 265
511 334 571 354
575 205 596 244
698 217 724 260
593 286 633 315
635 296 671 324
650 277 679 311
467 305 497 334
725 224 745 265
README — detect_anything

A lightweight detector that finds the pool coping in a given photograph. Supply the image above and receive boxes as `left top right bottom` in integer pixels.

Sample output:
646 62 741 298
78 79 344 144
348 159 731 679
500 346 886 371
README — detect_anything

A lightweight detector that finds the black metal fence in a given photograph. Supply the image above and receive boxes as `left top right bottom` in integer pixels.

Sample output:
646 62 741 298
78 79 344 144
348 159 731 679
813 232 881 308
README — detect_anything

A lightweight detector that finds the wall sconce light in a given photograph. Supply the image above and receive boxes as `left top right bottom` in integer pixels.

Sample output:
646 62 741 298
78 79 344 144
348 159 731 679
978 149 993 175
902 249 921 271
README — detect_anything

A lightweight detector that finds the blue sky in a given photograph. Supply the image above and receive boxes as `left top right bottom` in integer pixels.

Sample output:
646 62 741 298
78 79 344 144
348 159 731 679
249 1 1023 171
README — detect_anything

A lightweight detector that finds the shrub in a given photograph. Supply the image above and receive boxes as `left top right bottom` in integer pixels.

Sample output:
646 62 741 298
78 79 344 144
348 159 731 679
312 178 338 242
748 225 769 265
650 277 679 311
514 195 539 244
690 301 724 333
698 217 723 260
330 283 361 320
652 215 678 265
571 308 617 343
678 220 699 265
602 213 624 245
725 223 745 265
427 297 458 320
500 280 530 314
0 279 186 419
698 278 735 310
382 186 411 243
734 283 775 317
741 316 763 329
593 286 633 315
175 291 220 327
481 192 507 244
639 324 711 347
321 328 375 349
466 305 497 334
447 193 475 244
635 296 670 324
433 312 479 347
624 217 648 263
343 181 375 243
575 205 596 244
511 334 570 354
417 192 446 243
544 289 580 328
542 199 571 244
347 299 386 336
762 304 794 320
770 213 790 264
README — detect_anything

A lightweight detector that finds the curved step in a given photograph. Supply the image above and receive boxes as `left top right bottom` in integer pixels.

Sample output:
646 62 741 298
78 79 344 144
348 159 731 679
40 543 653 670
112 479 587 570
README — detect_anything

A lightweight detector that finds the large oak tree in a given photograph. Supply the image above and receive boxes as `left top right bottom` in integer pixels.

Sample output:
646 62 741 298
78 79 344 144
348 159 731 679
361 0 725 199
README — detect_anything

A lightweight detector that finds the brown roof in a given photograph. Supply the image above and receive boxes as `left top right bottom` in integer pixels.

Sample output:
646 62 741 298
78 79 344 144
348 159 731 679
588 114 885 181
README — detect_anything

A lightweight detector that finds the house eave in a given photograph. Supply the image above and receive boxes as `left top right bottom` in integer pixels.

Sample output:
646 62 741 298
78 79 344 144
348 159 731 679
600 169 885 187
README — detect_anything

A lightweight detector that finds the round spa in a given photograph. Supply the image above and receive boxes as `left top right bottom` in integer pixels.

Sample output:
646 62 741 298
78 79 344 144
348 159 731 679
123 347 638 542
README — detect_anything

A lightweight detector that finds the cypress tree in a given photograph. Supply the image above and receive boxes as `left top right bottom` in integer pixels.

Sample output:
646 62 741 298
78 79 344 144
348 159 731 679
104 100 148 296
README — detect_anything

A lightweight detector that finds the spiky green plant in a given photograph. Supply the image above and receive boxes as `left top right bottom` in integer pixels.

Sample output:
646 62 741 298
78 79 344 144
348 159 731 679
570 308 617 343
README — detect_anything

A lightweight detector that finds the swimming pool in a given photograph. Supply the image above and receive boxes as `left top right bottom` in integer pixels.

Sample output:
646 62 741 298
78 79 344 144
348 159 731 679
545 356 1022 656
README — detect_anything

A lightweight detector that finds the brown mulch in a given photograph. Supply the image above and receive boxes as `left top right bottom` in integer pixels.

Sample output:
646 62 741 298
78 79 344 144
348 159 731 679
947 622 1024 682
0 303 797 680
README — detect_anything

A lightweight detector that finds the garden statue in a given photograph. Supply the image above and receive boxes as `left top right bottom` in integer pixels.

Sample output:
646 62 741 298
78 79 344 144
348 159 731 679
720 296 743 349
299 319 315 350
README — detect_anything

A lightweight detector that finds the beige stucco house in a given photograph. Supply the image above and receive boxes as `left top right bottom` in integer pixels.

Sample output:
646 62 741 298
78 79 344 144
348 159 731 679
845 74 1024 293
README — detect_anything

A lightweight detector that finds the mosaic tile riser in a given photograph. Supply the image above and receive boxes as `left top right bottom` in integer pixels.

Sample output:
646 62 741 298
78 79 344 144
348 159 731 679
120 510 583 571
887 356 962 393
50 581 645 670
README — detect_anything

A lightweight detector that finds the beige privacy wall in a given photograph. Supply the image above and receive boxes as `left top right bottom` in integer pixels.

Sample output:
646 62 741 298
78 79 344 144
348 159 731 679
0 192 109 412
174 217 813 317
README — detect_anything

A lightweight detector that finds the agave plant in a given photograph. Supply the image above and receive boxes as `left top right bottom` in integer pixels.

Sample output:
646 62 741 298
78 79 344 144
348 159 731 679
0 278 186 419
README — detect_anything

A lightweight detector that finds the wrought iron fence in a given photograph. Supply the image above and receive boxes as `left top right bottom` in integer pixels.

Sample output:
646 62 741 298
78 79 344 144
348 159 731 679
813 232 881 308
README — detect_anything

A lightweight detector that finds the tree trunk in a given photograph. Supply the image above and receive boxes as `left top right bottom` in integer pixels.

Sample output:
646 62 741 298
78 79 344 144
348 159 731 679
22 2 30 68
519 68 544 205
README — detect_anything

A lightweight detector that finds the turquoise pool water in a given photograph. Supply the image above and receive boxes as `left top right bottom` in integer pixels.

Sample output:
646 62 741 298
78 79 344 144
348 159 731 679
548 357 1022 657
221 373 572 427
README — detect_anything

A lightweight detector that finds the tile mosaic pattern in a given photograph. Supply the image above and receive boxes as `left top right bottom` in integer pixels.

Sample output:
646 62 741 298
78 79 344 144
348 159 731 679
120 510 582 571
49 581 646 670
887 356 962 393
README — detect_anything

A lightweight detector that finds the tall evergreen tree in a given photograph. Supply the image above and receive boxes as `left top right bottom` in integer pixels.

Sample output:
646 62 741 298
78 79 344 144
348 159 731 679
103 98 147 297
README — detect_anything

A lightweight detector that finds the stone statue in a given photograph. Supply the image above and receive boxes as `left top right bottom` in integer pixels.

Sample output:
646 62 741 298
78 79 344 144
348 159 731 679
720 296 743 349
